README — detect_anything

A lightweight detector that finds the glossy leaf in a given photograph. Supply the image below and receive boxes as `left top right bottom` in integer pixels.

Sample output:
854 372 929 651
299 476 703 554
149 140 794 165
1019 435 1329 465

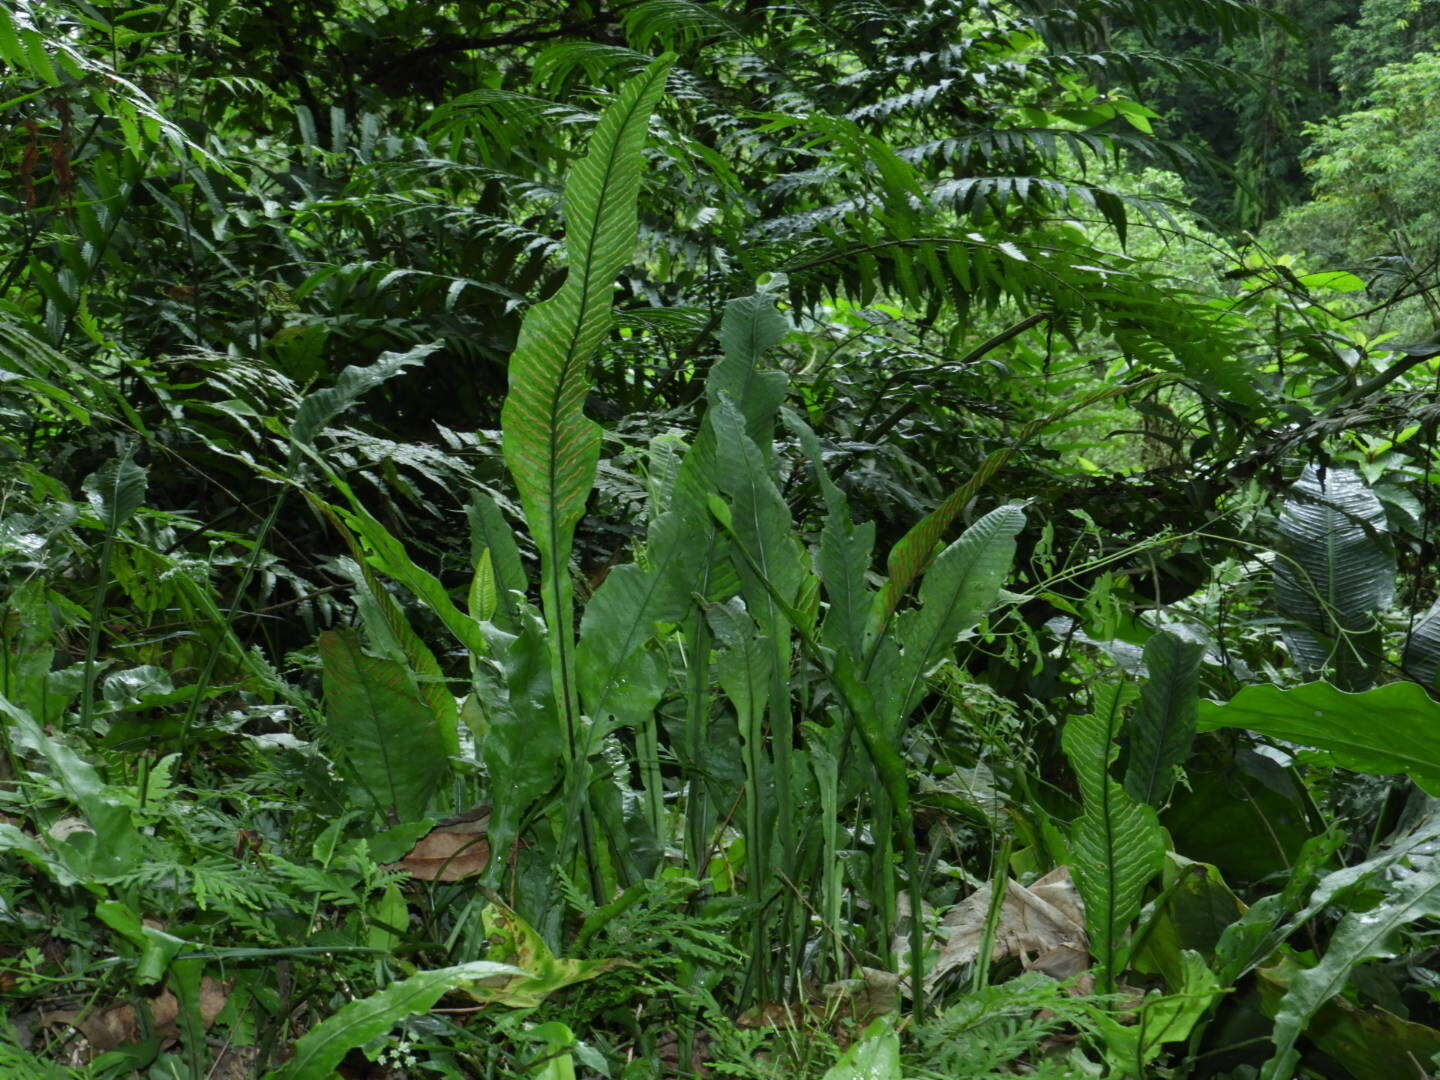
1401 596 1440 688
1123 630 1204 806
319 628 448 821
82 454 147 534
1262 860 1440 1080
1197 679 1440 793
1062 680 1166 994
883 504 1026 727
820 1019 901 1080
1274 464 1394 689
501 55 670 653
499 60 670 880
1256 955 1440 1080
261 961 522 1080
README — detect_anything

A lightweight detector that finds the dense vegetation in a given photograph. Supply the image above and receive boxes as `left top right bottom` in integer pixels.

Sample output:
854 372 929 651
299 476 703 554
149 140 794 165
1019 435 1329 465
3 1 1440 1077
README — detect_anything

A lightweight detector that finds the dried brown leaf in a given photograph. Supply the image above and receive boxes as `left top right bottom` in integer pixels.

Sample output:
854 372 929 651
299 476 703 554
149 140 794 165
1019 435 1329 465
39 977 229 1055
919 866 1089 992
389 813 491 881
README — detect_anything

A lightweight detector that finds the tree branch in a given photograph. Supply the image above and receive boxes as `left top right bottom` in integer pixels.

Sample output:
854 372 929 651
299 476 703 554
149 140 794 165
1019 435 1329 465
375 5 646 71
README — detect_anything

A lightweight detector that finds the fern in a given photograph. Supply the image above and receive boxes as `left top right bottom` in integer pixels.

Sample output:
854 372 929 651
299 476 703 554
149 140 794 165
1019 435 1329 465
566 874 744 971
0 1015 80 1080
264 856 365 908
912 972 1104 1079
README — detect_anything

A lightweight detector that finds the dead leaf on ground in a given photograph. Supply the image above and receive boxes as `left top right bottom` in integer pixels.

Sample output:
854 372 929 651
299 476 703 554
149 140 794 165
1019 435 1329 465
657 1027 714 1076
736 968 899 1046
821 967 902 1028
387 812 490 881
908 865 1089 993
209 1044 260 1080
38 976 229 1057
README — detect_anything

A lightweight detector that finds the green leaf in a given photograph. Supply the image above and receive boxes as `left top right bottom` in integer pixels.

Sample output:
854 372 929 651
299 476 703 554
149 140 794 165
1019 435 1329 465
0 824 78 887
472 904 621 1008
707 288 790 447
867 379 1182 635
0 695 140 877
884 504 1026 727
22 29 58 85
501 54 670 631
785 411 875 661
466 492 528 626
290 344 437 448
1 580 66 723
645 432 686 514
711 603 774 746
476 608 563 888
1274 465 1394 689
1131 853 1245 989
1213 828 1347 987
1298 270 1365 292
0 11 22 68
1096 950 1221 1075
1197 680 1440 793
1123 631 1204 806
95 900 186 984
522 1021 580 1080
820 1019 901 1080
710 396 808 637
709 600 775 978
261 961 523 1080
318 629 448 820
1261 860 1440 1080
1257 955 1440 1080
83 454 147 534
873 444 1029 627
367 883 408 953
708 391 807 916
339 553 460 758
499 58 670 865
1401 596 1440 688
1062 680 1166 994
469 548 498 623
576 505 699 725
328 501 489 658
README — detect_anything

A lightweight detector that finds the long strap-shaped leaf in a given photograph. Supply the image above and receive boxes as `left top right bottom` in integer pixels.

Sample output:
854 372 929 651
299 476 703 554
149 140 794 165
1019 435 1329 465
1062 679 1166 995
500 56 671 757
1122 630 1203 807
1261 860 1440 1080
262 961 522 1080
